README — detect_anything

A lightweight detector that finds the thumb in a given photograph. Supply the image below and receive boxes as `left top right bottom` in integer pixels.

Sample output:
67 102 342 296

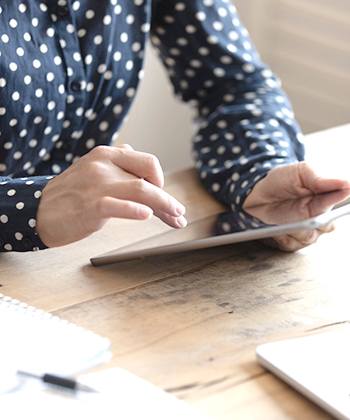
299 162 350 194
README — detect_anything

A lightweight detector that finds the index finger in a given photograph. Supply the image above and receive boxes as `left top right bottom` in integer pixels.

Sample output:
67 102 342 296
109 147 164 188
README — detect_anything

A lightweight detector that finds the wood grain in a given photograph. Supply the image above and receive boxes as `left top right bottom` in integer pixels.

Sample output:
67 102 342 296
2 126 350 419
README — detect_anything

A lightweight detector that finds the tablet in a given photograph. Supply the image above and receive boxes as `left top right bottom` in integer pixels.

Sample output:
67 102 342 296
256 325 350 419
90 190 350 266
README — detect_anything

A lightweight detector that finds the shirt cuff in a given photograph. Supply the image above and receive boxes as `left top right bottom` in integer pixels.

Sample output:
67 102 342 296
0 176 52 252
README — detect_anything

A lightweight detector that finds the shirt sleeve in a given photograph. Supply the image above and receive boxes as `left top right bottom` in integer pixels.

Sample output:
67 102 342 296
0 176 50 252
150 0 305 210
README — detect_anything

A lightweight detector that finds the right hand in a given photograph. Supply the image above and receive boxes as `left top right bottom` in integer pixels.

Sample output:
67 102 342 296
244 189 350 251
36 145 187 248
243 162 350 252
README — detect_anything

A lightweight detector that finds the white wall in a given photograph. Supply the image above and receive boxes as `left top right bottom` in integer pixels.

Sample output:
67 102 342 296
119 1 350 172
238 0 350 133
119 45 194 173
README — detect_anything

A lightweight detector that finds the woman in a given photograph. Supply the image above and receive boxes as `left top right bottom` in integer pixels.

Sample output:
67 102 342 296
0 0 348 252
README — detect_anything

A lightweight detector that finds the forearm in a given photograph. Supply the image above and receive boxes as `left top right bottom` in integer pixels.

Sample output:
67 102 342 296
151 0 305 210
192 75 305 210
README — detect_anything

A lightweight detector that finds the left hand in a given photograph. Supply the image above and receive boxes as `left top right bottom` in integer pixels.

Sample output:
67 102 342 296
243 162 350 251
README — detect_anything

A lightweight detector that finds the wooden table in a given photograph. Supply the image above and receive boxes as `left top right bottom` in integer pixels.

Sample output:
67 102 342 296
2 124 350 419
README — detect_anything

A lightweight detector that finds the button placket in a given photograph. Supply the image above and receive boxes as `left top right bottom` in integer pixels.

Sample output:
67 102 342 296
57 5 69 18
70 80 82 92
49 2 87 134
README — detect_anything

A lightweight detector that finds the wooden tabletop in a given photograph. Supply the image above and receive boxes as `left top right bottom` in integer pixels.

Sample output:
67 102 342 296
2 124 350 419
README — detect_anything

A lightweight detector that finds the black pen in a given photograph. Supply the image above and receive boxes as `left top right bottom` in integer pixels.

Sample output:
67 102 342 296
17 370 98 393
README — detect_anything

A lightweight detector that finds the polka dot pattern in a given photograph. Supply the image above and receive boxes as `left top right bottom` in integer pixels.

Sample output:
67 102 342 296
215 208 267 236
0 0 150 251
0 0 303 252
151 0 304 210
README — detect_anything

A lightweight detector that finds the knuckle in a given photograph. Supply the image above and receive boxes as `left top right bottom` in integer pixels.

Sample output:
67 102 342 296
165 195 175 210
121 200 135 215
298 161 309 171
296 198 312 217
278 243 294 252
118 143 133 150
95 197 109 217
144 153 160 171
90 145 110 160
276 236 295 252
113 146 131 161
121 201 149 220
300 230 319 246
114 147 128 159
303 230 317 243
321 223 335 233
283 245 299 252
132 178 148 194
87 160 107 178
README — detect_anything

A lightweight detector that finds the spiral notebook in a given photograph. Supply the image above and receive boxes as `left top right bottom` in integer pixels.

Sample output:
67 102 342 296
0 293 111 377
0 295 209 419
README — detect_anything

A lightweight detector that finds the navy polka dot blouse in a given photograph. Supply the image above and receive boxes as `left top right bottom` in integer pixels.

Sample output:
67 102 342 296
0 0 305 252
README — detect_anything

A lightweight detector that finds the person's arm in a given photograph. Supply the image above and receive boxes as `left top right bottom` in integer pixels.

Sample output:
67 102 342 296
0 176 50 252
0 145 187 252
150 0 305 209
36 145 187 249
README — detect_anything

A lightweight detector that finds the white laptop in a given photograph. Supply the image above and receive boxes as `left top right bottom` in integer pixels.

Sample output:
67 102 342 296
256 325 350 419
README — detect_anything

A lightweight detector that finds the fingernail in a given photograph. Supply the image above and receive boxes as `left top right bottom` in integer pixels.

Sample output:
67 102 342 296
139 207 153 220
174 204 186 216
176 215 188 228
